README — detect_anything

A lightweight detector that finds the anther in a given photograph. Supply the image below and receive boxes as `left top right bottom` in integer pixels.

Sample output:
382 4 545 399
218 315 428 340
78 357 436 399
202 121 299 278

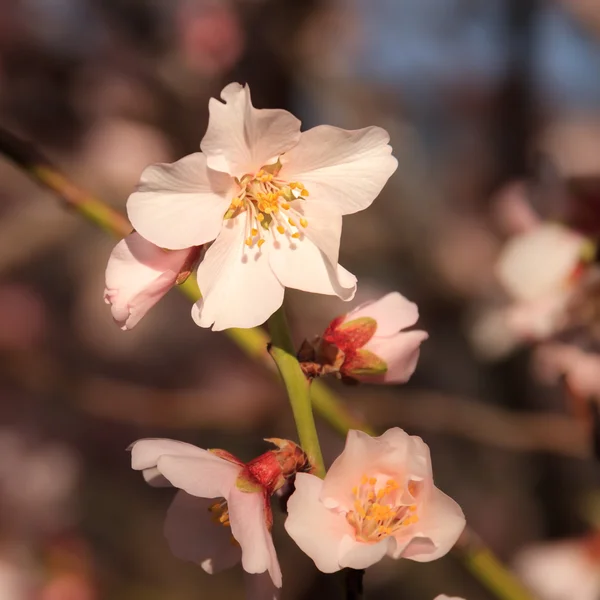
276 225 285 234
299 218 308 228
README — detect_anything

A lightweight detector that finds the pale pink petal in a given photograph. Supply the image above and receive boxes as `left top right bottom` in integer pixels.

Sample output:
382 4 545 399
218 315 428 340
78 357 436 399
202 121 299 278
496 224 586 301
361 330 429 383
127 152 234 250
164 491 241 573
506 292 571 340
321 430 409 511
493 181 540 235
338 534 394 569
244 572 281 600
279 125 397 215
104 233 190 330
193 213 284 330
393 487 465 562
346 292 420 336
228 488 282 587
268 235 356 300
284 473 351 573
155 454 240 498
142 467 171 487
130 438 211 470
377 429 433 482
201 83 301 177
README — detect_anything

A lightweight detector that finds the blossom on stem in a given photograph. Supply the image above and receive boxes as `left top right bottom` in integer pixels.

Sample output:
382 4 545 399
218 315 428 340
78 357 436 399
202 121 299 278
301 292 428 383
104 233 200 330
284 428 465 573
129 438 298 592
495 223 590 340
126 83 398 330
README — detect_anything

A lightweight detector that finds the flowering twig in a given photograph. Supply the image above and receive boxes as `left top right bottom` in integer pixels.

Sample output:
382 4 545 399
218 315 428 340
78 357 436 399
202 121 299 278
267 306 326 478
0 126 535 600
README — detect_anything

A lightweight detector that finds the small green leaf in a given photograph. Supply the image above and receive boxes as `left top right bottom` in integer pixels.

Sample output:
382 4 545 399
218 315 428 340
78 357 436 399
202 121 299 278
346 349 388 376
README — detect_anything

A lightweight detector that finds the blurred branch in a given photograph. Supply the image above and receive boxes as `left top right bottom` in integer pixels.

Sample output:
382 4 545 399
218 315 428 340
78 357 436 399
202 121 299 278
0 126 537 600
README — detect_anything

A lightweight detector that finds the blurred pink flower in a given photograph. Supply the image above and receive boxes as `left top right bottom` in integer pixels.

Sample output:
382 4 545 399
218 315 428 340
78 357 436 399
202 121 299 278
514 537 600 600
130 439 281 591
126 82 397 330
104 233 199 330
495 223 589 340
0 284 46 350
322 292 428 383
284 429 465 573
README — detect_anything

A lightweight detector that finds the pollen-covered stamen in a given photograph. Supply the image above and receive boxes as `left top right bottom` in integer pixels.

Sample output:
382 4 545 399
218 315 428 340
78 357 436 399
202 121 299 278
226 164 310 248
346 474 419 542
208 498 231 528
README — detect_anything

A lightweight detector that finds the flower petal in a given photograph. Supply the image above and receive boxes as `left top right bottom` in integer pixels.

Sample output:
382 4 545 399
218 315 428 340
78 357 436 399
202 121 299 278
284 473 350 574
164 491 241 573
338 534 393 570
279 125 398 215
346 292 420 337
127 152 234 250
393 487 465 562
155 454 240 498
130 438 211 471
193 214 284 330
362 330 428 383
269 235 356 300
496 224 586 301
104 233 191 330
228 488 282 587
201 83 301 177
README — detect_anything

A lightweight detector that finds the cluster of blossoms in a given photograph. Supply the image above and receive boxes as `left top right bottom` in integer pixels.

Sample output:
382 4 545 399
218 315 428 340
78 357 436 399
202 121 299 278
105 83 465 598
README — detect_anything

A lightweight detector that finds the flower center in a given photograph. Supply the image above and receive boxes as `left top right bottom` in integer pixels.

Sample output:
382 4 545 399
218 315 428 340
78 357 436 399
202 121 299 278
224 162 310 249
208 498 231 527
346 475 419 543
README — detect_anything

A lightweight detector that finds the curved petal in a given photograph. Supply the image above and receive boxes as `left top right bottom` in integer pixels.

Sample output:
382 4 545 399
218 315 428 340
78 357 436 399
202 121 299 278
338 534 393 570
284 473 350 574
104 233 191 330
228 488 282 587
346 292 420 337
165 491 241 573
156 454 240 498
193 214 284 330
130 438 211 471
361 330 428 383
496 224 586 301
392 487 465 562
127 152 234 250
201 83 301 177
279 125 398 215
269 235 356 300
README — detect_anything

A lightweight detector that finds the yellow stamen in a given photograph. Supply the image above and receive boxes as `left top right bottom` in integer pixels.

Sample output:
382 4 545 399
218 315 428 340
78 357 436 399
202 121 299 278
257 239 266 248
257 213 265 222
299 218 308 228
276 225 285 234
245 238 253 247
251 228 258 236
292 232 300 239
288 218 296 226
281 202 290 210
300 188 309 197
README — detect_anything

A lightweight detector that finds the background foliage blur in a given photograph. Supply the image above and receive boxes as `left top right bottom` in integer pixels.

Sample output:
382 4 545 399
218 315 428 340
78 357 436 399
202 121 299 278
2 1 600 598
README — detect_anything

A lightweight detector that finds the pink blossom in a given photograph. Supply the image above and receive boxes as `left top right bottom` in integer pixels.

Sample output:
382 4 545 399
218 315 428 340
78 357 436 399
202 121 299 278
284 429 465 572
323 292 428 383
495 223 589 340
129 438 281 592
126 83 397 330
104 233 198 330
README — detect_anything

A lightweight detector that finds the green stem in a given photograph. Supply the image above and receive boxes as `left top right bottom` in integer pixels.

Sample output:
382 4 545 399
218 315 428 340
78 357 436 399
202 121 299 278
267 306 325 478
0 127 535 600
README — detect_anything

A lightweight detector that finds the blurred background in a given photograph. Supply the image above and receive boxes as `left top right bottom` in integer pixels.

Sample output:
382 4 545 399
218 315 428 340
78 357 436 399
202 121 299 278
1 0 600 598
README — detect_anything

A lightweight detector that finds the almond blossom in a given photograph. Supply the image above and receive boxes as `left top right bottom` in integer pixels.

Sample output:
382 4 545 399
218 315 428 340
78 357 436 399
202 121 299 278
129 438 283 593
495 223 590 340
284 429 465 572
125 83 398 330
104 233 200 330
320 292 428 383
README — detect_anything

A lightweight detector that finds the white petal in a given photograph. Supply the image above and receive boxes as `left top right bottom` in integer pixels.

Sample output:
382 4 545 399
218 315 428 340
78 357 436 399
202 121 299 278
164 491 241 573
228 488 282 588
393 487 465 562
269 235 356 300
155 454 240 498
496 224 586 301
346 292 420 336
338 534 393 569
280 125 398 215
362 330 429 384
201 83 301 177
127 152 234 250
194 214 284 330
285 473 351 573
104 233 190 330
130 438 211 470
142 467 171 487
